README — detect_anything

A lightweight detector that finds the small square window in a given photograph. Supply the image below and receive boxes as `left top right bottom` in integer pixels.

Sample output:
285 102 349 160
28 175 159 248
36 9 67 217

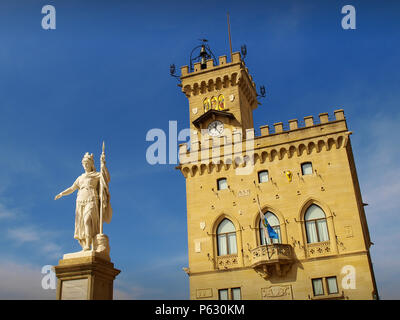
326 277 339 294
301 162 313 175
218 289 229 300
258 170 269 183
312 278 324 296
217 178 228 190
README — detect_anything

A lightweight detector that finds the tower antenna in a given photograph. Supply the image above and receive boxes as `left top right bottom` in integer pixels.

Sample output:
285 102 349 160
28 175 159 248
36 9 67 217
227 12 233 61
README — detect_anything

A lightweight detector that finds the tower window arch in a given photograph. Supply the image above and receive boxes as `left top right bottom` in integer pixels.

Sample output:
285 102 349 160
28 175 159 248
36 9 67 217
304 204 329 243
217 219 237 256
259 211 281 245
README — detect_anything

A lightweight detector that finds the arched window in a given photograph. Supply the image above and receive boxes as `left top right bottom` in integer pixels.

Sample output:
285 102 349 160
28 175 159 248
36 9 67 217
305 204 329 243
259 211 281 245
217 219 237 256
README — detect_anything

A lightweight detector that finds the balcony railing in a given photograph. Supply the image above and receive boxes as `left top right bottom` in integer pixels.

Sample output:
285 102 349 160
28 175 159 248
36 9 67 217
250 244 294 279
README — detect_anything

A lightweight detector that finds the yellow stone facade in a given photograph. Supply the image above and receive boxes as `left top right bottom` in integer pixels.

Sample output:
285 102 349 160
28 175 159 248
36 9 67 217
177 52 378 300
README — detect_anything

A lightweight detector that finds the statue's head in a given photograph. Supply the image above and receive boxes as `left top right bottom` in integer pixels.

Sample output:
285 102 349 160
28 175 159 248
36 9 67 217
81 152 95 172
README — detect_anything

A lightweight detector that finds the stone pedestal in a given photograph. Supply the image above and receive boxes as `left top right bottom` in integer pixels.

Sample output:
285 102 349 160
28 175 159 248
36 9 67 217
54 251 120 300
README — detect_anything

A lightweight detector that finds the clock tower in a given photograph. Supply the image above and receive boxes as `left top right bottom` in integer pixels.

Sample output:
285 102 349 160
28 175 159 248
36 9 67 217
180 50 259 143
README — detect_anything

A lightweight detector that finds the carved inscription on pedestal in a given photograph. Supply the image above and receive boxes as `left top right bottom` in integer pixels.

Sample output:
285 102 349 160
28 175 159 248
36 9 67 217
61 278 88 300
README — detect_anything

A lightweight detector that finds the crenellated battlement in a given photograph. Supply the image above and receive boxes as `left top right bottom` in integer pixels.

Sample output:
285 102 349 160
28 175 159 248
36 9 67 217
179 52 257 102
259 109 345 136
181 52 245 77
178 109 350 177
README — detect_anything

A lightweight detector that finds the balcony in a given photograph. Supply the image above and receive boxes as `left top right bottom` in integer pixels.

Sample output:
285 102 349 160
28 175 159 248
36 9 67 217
250 244 294 279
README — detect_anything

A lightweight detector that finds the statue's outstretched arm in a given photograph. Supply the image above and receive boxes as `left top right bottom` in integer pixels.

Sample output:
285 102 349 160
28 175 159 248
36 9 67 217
54 184 78 200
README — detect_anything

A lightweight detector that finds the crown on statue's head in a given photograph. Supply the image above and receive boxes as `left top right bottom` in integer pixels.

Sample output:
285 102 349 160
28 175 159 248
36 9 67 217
82 152 94 163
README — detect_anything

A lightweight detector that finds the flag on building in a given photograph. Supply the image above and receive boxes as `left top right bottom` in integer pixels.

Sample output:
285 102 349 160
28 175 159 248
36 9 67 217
262 215 279 240
256 195 279 243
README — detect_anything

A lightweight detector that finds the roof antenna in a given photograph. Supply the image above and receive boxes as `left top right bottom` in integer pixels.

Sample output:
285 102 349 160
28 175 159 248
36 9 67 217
227 12 233 61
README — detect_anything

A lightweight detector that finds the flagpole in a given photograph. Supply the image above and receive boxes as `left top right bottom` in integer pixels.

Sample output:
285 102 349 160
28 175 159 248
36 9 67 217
227 12 233 62
256 194 272 262
256 194 270 244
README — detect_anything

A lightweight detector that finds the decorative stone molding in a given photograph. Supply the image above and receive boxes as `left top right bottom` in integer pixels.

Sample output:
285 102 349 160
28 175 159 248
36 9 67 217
179 134 347 177
261 285 293 300
251 244 292 260
306 241 331 257
216 254 239 270
196 288 213 299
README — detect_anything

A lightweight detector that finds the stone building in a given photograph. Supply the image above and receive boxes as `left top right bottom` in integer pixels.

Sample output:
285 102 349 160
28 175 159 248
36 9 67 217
177 50 378 300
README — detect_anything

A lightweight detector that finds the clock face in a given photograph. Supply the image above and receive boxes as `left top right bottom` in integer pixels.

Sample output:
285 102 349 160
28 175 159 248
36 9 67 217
208 120 224 137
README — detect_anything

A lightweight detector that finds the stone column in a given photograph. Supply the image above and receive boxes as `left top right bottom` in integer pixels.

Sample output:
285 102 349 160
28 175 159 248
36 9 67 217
54 251 120 300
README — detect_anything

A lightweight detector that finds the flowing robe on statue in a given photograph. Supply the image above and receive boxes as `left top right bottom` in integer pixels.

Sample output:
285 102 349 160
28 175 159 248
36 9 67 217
99 164 112 224
72 169 112 248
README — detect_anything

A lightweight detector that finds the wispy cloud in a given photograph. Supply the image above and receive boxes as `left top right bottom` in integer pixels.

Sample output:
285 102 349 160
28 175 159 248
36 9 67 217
7 226 41 243
146 253 188 270
41 243 62 257
0 203 15 220
0 259 55 300
6 225 62 259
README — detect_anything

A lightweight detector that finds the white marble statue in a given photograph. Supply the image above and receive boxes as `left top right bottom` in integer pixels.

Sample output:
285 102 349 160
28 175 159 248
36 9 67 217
55 143 112 255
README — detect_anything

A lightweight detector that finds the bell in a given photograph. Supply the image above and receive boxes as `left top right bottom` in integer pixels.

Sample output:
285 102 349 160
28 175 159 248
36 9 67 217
200 45 207 69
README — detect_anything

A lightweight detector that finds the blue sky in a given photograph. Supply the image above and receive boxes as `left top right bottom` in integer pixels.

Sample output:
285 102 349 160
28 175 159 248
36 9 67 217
0 0 399 299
